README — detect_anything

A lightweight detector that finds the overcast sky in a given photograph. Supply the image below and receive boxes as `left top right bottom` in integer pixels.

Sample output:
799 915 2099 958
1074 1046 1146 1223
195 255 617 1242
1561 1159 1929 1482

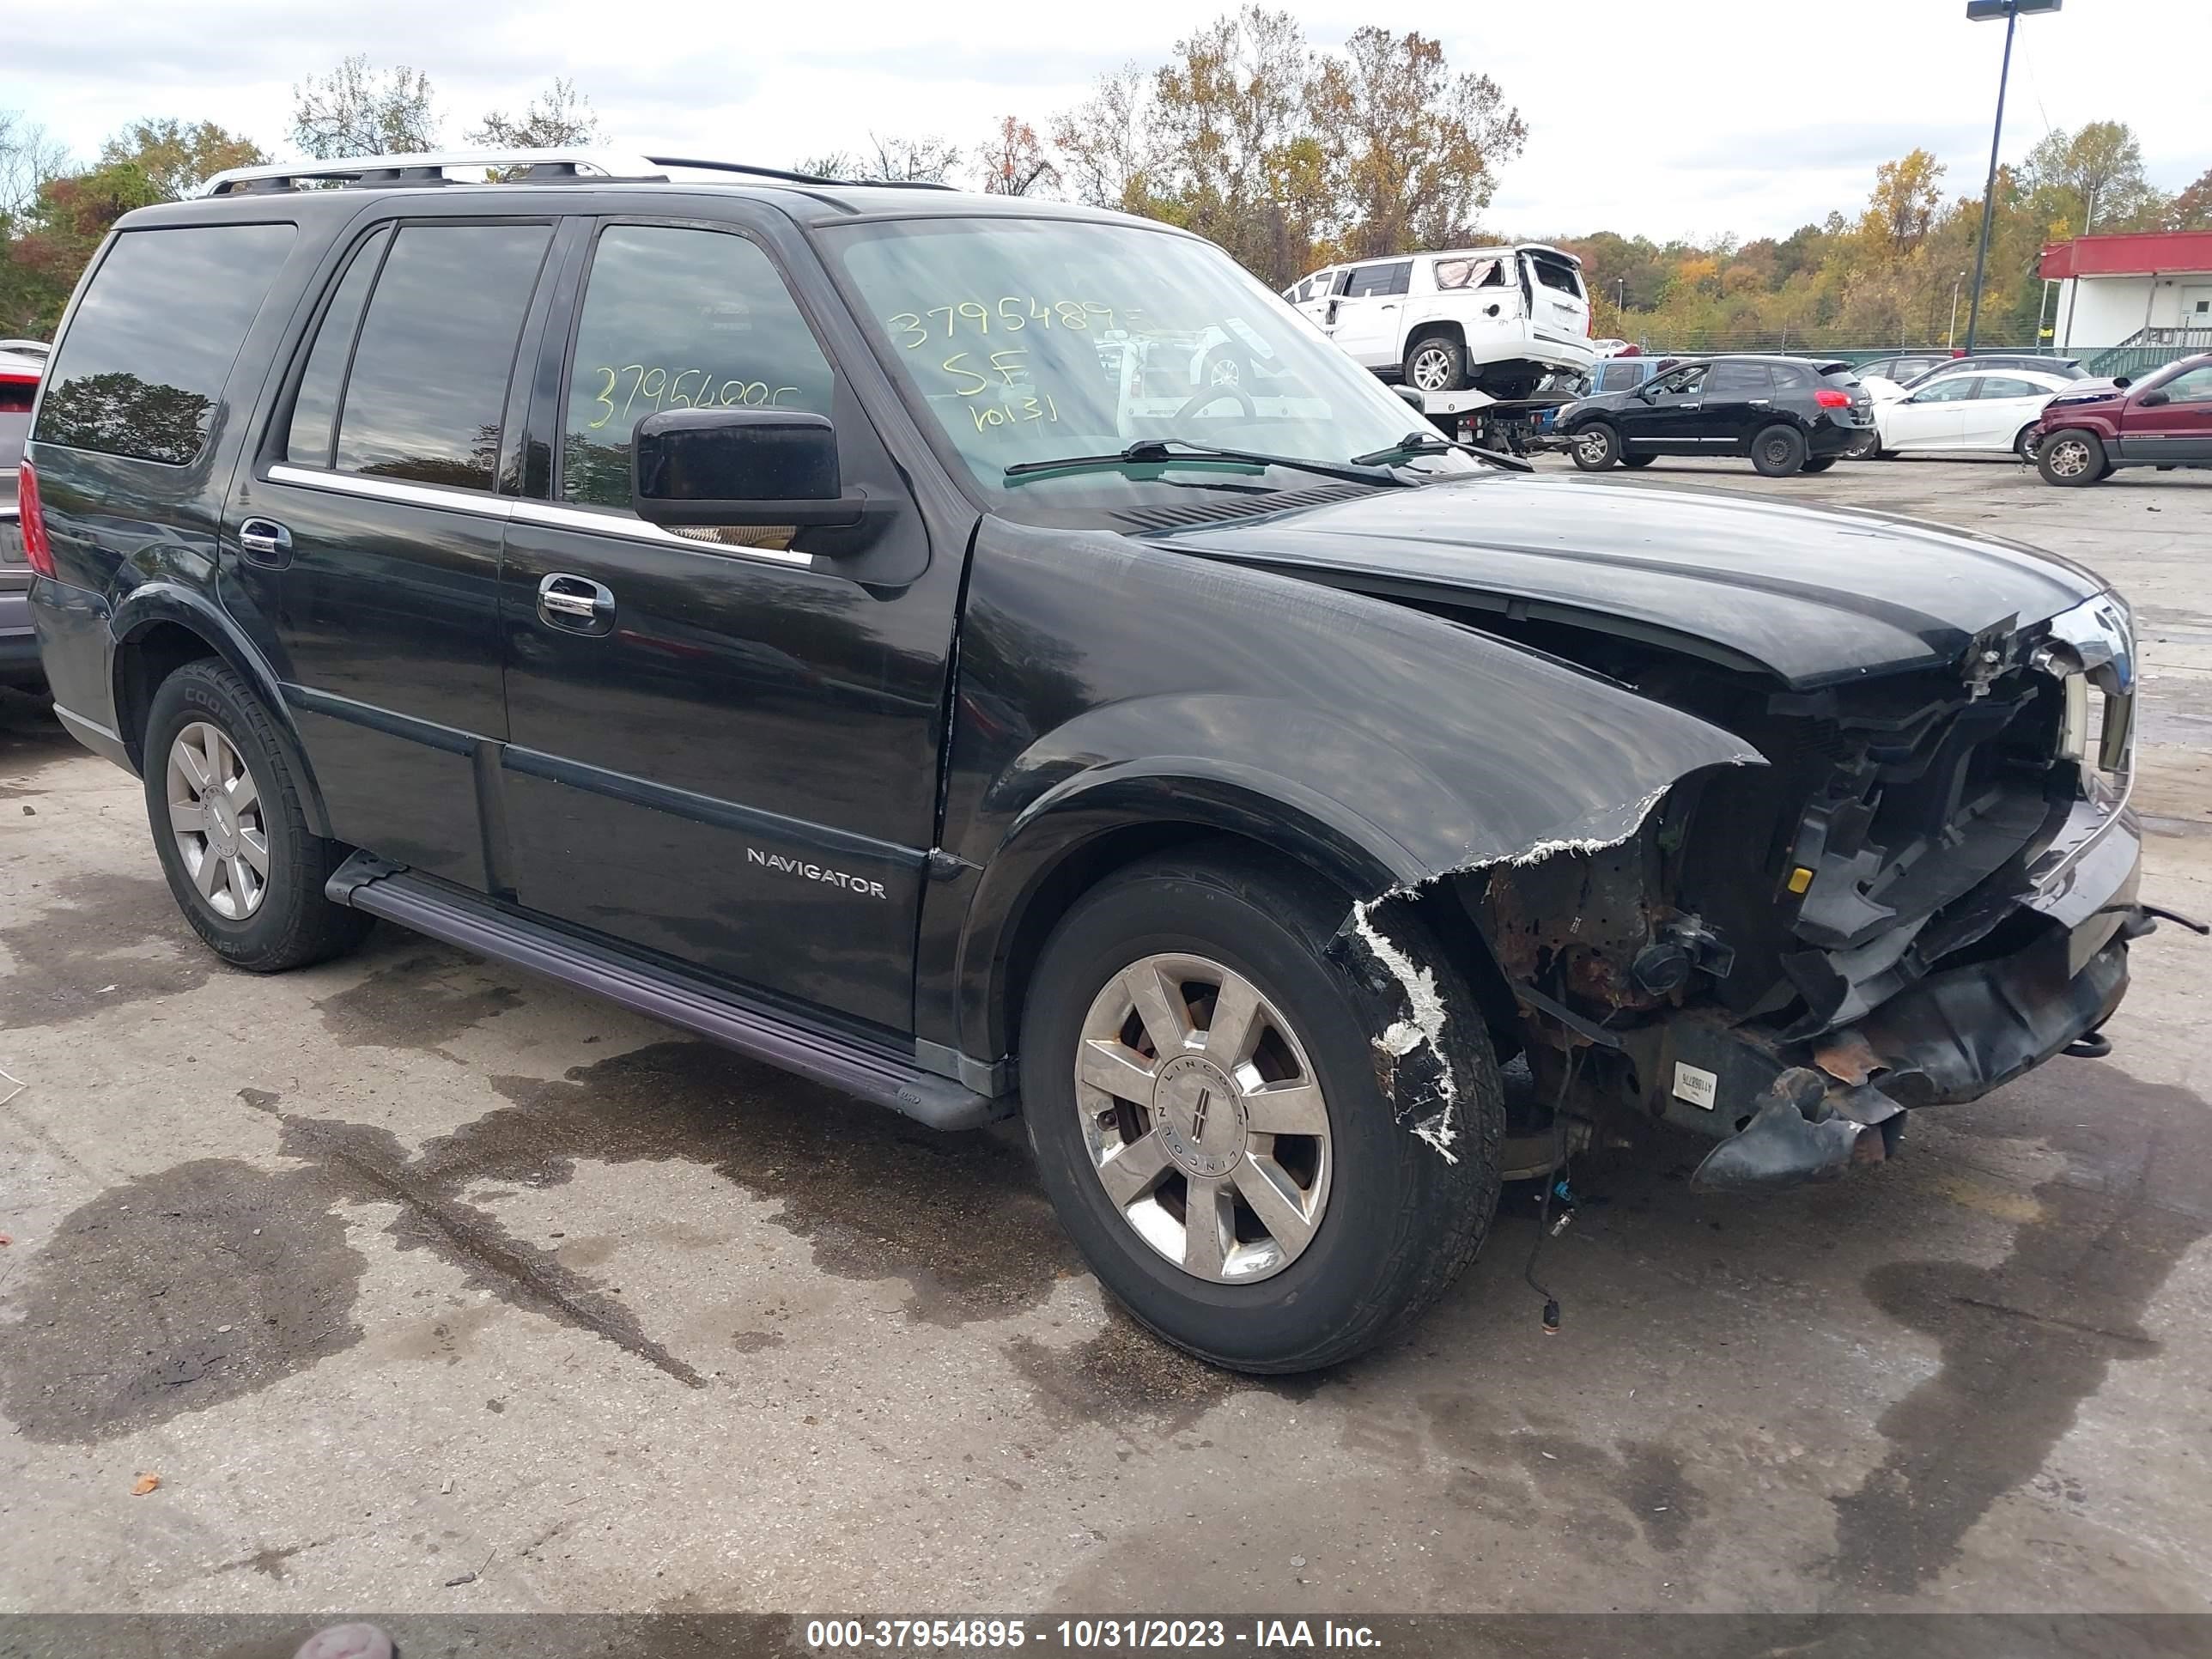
4 0 2205 243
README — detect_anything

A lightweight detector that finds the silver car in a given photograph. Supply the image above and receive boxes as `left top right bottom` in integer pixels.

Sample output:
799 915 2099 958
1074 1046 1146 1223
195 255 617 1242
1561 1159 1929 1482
1 337 46 688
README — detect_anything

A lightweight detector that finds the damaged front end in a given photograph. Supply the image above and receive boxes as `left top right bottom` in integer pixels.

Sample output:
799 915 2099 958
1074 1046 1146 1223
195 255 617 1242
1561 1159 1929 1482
1468 592 2185 1191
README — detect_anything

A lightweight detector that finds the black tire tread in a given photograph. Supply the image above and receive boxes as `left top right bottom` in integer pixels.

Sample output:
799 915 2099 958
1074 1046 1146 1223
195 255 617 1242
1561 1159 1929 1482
1023 843 1504 1374
143 658 373 973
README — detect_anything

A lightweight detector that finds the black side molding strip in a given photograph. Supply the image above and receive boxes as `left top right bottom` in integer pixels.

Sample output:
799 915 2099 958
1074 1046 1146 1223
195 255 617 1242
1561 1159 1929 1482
325 853 1007 1131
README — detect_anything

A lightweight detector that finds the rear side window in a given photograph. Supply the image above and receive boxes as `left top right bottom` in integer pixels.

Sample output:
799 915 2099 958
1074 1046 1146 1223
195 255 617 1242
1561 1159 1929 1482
1345 262 1410 298
1434 257 1502 291
559 225 836 511
36 224 295 465
1595 362 1644 392
1771 363 1815 390
284 228 391 465
334 222 552 490
1710 362 1772 393
1976 376 2039 399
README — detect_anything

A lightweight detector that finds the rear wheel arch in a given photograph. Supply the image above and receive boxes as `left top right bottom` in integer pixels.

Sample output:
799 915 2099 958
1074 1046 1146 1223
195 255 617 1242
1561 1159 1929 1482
111 602 332 839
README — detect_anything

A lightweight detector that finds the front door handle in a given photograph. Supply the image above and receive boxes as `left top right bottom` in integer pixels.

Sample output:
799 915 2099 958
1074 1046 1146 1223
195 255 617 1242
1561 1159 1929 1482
1680 403 1702 411
237 517 293 568
538 572 615 635
1749 398 1771 406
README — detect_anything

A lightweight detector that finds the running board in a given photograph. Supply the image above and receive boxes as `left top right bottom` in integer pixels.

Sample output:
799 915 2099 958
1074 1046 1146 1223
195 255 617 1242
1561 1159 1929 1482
325 853 1007 1132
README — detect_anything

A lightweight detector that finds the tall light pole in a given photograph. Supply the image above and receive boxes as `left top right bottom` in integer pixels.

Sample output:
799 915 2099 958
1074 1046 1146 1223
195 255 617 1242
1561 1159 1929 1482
1961 0 2062 356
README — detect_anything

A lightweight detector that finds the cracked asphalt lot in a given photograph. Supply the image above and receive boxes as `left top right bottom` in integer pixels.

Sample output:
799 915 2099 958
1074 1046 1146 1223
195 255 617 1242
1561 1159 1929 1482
3 459 2210 1615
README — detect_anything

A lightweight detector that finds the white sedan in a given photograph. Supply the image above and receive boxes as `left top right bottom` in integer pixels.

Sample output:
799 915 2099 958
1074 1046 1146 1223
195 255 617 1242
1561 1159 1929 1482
1871 368 2074 459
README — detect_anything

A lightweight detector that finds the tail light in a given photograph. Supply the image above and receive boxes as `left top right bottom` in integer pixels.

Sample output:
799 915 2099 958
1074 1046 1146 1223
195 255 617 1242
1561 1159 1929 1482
1814 387 1851 409
18 460 54 579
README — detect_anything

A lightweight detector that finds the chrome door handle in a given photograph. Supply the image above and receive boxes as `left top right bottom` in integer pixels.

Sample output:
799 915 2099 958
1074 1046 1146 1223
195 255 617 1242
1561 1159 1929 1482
537 572 615 635
1680 403 1702 411
237 517 292 568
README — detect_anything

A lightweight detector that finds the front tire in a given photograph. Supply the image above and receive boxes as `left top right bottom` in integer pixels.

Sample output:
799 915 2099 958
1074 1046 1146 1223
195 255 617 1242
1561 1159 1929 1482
143 659 374 972
1570 422 1621 471
1751 423 1808 477
1020 848 1504 1374
2037 428 2106 486
1619 453 1656 469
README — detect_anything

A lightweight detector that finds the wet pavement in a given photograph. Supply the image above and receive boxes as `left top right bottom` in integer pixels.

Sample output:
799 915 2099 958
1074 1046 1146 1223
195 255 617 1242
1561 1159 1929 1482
3 459 2209 1616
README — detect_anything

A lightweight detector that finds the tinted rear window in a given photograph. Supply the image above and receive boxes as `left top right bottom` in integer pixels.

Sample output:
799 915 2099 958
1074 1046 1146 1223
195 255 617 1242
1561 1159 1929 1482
35 224 295 465
1771 362 1815 389
1710 362 1771 393
284 228 391 466
334 222 550 490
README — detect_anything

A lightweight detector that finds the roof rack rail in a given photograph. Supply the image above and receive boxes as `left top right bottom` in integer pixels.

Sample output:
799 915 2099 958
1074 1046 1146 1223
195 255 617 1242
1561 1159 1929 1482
645 155 837 185
200 149 666 197
644 155 957 191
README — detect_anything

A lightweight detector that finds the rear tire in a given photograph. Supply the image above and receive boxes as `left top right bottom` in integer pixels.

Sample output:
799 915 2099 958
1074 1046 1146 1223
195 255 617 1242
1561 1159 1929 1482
2014 423 2040 462
1751 423 1808 477
1570 422 1621 471
1404 334 1468 394
2037 428 2106 487
1019 848 1504 1374
143 659 374 973
1800 456 1838 473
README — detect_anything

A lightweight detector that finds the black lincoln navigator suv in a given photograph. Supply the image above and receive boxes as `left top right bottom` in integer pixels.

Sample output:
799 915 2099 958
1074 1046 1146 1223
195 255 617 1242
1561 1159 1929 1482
21 150 2158 1372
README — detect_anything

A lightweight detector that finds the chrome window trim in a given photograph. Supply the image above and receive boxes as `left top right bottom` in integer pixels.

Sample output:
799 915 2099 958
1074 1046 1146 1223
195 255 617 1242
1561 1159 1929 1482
509 500 813 567
265 464 509 520
264 465 815 568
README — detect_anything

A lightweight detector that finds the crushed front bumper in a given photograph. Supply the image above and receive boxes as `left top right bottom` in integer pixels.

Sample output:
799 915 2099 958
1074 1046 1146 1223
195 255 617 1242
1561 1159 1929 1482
1620 792 2154 1189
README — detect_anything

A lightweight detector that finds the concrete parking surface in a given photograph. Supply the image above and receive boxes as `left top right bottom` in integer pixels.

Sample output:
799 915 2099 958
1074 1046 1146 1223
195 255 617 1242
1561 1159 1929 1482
3 457 2209 1617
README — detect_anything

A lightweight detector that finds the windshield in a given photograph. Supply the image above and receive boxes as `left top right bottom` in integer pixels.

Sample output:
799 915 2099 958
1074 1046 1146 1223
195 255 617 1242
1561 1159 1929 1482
824 216 1477 522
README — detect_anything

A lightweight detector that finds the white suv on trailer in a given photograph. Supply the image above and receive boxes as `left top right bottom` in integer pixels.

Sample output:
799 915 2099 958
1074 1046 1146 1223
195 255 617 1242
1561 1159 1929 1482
1285 246 1595 401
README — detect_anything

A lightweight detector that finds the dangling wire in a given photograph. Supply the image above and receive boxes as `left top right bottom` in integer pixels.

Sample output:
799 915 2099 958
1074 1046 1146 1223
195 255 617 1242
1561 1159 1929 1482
1522 1044 1586 1334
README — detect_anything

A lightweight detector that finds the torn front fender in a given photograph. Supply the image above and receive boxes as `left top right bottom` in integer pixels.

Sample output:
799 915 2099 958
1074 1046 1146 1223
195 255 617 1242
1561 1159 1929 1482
929 519 1764 1062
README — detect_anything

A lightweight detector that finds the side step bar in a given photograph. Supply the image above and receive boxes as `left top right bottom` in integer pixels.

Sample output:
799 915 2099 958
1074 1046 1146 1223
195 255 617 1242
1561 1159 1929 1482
327 853 1008 1132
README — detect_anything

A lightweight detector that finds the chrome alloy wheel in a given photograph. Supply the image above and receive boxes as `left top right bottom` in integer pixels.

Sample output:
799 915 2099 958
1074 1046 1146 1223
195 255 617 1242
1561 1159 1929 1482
166 720 269 920
2046 436 2093 478
1408 345 1453 392
1073 953 1332 1284
1575 428 1609 465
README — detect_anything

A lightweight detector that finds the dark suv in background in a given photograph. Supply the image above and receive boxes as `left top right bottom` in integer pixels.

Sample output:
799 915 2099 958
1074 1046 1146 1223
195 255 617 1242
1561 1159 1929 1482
20 150 2159 1373
1558 355 1874 476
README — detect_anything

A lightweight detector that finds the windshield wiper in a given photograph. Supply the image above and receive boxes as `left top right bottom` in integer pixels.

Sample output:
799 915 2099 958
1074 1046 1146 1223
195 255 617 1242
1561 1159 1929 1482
1350 429 1534 473
1005 438 1411 489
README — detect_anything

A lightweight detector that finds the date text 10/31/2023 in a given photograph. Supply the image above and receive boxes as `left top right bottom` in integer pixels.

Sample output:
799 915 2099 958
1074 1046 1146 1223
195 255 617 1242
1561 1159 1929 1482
888 296 1130 434
804 1617 1383 1650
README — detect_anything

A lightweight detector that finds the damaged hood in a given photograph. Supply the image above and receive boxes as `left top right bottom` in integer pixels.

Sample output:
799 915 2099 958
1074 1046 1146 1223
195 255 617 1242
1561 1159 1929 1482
1153 473 2104 689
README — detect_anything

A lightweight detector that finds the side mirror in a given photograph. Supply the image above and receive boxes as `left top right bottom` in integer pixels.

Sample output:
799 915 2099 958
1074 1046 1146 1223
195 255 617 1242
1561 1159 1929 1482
631 408 887 547
2113 375 2133 390
2136 389 2170 406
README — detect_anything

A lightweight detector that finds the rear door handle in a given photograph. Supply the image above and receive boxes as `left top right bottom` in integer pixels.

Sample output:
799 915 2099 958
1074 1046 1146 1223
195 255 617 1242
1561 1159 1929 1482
1749 398 1771 406
237 517 293 568
538 572 615 635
